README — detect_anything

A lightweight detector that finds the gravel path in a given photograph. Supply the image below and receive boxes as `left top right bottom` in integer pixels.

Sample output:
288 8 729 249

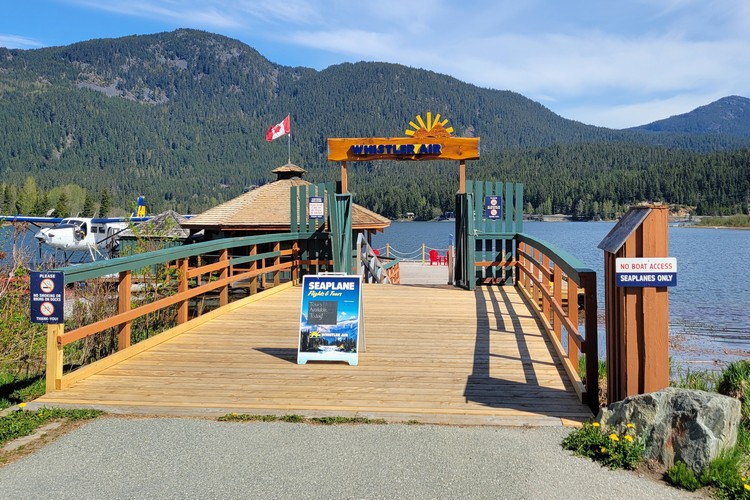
0 418 703 499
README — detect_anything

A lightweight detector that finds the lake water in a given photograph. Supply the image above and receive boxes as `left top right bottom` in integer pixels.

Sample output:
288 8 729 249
373 221 750 371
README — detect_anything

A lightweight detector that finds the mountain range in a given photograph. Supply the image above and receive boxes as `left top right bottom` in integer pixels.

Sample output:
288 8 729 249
0 29 748 218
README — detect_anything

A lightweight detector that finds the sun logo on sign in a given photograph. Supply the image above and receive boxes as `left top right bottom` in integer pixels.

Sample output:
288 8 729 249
405 112 454 138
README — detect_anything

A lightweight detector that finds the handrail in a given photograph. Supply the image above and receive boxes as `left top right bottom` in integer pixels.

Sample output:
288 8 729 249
55 231 322 284
514 233 599 413
356 233 399 284
45 231 333 392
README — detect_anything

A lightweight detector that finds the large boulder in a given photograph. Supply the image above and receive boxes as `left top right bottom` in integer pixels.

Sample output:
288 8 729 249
596 387 740 475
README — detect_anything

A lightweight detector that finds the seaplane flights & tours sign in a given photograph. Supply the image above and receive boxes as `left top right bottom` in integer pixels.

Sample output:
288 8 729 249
297 274 362 366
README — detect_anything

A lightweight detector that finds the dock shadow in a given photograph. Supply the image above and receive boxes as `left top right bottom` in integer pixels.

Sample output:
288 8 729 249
463 286 588 418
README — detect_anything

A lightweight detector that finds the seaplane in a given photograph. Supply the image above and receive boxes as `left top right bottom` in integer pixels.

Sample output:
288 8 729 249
1 196 151 263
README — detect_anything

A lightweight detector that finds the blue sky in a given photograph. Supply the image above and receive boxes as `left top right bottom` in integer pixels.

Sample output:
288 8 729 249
1 0 748 128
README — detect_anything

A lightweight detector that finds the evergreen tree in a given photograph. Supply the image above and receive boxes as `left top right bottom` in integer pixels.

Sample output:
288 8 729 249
19 176 38 215
55 193 69 217
81 191 95 217
98 188 111 217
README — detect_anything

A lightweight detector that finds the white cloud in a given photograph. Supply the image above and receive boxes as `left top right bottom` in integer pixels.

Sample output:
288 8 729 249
51 0 750 127
65 0 242 28
0 34 45 49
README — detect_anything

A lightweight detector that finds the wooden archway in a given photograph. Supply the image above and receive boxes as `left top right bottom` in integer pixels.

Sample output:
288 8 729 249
327 113 480 194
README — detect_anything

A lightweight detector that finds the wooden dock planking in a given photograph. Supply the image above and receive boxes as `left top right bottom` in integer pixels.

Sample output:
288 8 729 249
36 284 592 425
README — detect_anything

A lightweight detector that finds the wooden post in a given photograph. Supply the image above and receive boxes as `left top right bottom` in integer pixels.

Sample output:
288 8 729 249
567 280 579 368
292 241 300 284
641 207 669 393
177 258 189 324
273 241 281 287
458 160 466 194
249 245 258 294
600 205 670 403
581 272 599 412
219 248 229 306
447 244 454 285
45 323 64 393
118 270 132 350
553 265 562 341
340 161 348 193
541 254 551 321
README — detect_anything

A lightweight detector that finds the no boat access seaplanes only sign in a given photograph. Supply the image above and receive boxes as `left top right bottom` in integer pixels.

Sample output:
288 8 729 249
615 257 677 287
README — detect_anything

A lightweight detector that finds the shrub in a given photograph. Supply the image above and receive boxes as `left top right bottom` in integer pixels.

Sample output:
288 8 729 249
718 360 750 422
562 421 644 470
700 450 748 498
666 461 701 491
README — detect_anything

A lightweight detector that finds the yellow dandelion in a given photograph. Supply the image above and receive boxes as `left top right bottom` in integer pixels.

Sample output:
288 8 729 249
743 476 747 482
626 423 635 428
624 435 634 442
231 412 238 417
591 422 600 427
609 433 619 441
745 484 750 492
600 447 607 453
18 402 26 409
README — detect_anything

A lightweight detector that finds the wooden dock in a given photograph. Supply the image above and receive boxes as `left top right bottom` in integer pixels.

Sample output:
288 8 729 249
36 284 592 426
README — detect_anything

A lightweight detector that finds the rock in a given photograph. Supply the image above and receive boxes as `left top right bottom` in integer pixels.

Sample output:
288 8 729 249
596 387 740 475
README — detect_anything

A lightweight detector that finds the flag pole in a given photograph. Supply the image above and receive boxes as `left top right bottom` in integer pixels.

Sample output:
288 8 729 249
287 114 291 164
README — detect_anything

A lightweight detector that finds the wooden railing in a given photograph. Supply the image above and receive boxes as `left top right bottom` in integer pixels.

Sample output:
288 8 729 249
515 233 599 412
46 231 331 392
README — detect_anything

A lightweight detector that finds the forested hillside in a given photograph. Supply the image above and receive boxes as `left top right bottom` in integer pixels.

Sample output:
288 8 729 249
0 29 748 218
632 96 750 138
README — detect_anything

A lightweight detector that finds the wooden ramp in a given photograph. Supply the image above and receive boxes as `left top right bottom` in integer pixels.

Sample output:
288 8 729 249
36 285 592 426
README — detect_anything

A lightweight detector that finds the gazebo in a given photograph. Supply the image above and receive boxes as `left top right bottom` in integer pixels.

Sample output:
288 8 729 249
182 163 390 241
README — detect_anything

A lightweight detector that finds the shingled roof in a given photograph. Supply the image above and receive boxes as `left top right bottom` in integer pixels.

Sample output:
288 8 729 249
182 164 390 233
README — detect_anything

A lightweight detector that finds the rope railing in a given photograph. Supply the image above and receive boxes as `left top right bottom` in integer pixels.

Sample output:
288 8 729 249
375 244 452 264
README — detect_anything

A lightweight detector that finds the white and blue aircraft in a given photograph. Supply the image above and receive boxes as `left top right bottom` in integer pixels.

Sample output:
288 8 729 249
1 196 150 262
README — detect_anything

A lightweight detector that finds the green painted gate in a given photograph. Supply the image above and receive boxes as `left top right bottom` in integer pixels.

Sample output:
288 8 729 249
455 181 524 290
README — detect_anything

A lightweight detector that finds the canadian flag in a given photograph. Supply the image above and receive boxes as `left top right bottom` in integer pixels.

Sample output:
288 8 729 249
266 115 290 141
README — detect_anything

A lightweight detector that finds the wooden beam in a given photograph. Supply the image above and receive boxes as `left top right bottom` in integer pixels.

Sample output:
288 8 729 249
459 160 466 194
340 161 348 193
178 258 189 324
219 248 229 307
45 323 64 393
328 137 480 162
118 270 132 350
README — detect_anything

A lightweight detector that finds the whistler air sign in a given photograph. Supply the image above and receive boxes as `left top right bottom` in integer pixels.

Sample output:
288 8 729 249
615 257 677 287
327 113 480 161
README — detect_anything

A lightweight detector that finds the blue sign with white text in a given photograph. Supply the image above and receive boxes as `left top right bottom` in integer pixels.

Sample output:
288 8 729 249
298 275 361 366
485 195 502 219
30 271 65 324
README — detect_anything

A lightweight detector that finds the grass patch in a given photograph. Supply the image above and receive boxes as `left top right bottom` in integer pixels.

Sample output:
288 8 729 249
697 214 750 228
1 406 102 448
670 367 719 392
0 372 45 410
218 413 387 425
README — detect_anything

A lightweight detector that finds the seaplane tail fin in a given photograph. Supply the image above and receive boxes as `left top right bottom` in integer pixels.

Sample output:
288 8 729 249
132 196 147 218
